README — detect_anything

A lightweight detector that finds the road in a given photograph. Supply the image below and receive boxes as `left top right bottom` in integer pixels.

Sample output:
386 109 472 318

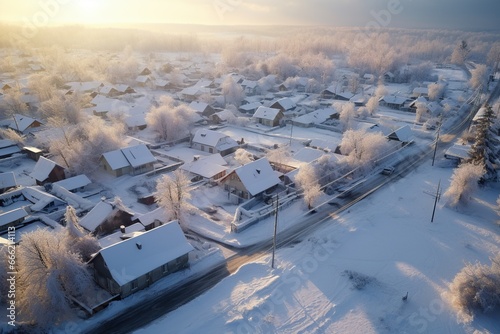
86 86 485 334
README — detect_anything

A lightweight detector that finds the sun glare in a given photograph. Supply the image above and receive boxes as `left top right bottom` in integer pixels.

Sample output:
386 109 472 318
73 0 102 23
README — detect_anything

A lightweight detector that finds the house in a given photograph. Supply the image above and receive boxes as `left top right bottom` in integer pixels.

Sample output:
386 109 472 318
409 96 428 111
79 198 135 234
292 108 339 128
239 102 262 114
115 84 136 95
97 223 146 248
53 174 91 193
270 97 296 113
210 109 235 124
0 208 28 233
135 75 152 87
387 125 413 144
220 158 281 200
23 146 43 161
30 156 66 185
0 172 17 193
22 186 66 212
379 95 409 110
241 80 259 95
181 154 228 181
154 79 171 90
89 221 193 298
444 143 471 162
101 144 156 177
383 71 395 83
191 129 238 156
180 86 211 102
99 85 124 98
0 139 21 159
412 87 429 98
8 114 43 134
124 114 147 131
133 207 169 231
139 67 152 76
189 101 215 117
321 84 354 100
252 106 284 127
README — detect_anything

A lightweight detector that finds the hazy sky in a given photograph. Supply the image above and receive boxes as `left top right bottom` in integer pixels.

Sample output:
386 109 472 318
1 0 499 31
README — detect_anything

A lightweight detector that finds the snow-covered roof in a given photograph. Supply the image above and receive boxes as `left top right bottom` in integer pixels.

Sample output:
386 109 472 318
241 79 258 89
0 208 28 227
239 102 262 112
293 148 324 163
272 97 296 111
121 144 156 168
0 172 17 189
409 96 428 108
444 143 471 160
387 125 413 143
0 139 16 149
192 129 237 151
309 138 341 152
53 175 91 191
181 154 228 179
98 222 145 249
30 156 63 182
79 199 133 232
94 221 194 286
66 81 102 92
9 114 43 132
230 158 281 196
115 84 134 93
253 106 282 121
212 109 234 121
155 79 170 87
413 87 429 95
0 145 21 158
136 75 150 83
293 108 338 125
102 144 156 170
22 187 65 211
189 101 210 113
180 86 210 96
135 207 169 228
379 95 408 105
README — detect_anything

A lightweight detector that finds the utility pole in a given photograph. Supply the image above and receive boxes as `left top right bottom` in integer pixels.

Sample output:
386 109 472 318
424 180 441 222
289 121 294 146
271 194 278 269
431 120 442 166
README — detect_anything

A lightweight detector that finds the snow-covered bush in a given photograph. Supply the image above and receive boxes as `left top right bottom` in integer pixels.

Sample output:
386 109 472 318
342 270 375 290
294 164 322 209
444 163 484 208
340 129 391 172
449 255 500 323
234 148 254 165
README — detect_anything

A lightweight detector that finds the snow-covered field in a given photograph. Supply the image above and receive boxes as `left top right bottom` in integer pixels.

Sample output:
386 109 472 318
135 157 500 334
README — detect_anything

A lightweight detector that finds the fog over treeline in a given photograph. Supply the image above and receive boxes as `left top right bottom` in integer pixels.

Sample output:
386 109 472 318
2 24 499 65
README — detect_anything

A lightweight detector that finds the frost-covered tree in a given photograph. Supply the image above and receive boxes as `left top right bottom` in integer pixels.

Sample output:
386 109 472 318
0 128 25 146
155 169 192 230
1 86 28 118
451 40 471 65
234 148 254 165
467 105 499 181
449 255 500 323
294 164 322 210
375 83 388 97
146 97 193 142
17 229 94 327
469 64 489 92
39 92 87 125
415 102 428 123
365 96 379 116
266 146 291 170
339 102 356 131
221 76 245 107
428 83 445 101
64 206 100 262
444 163 484 208
340 129 391 171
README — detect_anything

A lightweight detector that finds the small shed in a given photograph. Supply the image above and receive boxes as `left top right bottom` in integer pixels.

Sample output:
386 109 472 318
387 125 413 144
30 156 66 185
23 146 43 161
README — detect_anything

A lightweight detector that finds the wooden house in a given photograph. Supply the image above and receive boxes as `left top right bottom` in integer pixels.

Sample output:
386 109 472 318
30 156 66 185
191 129 238 156
8 114 43 134
79 198 135 235
252 106 284 127
101 144 156 177
89 221 193 298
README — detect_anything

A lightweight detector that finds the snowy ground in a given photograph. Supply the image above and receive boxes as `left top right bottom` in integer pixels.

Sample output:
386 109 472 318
135 156 500 334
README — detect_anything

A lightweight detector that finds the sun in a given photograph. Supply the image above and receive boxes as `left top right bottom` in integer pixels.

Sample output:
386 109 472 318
70 0 103 23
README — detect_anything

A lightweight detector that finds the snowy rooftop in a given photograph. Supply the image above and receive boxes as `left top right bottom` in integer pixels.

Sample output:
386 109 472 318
9 114 43 132
388 125 413 143
0 145 21 158
98 222 145 249
79 200 115 232
0 207 28 227
192 129 237 150
272 97 296 111
239 102 262 112
134 207 169 228
0 172 17 189
0 139 16 149
53 175 91 192
189 101 210 113
253 106 281 121
22 187 66 212
181 154 228 179
102 144 156 170
231 158 281 196
293 147 325 163
94 221 194 286
445 143 471 160
380 95 409 105
293 108 337 125
29 156 63 182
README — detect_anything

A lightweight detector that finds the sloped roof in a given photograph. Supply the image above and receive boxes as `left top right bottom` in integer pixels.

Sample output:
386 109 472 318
293 108 337 125
93 221 194 286
189 101 210 113
239 102 262 112
102 149 130 171
253 106 282 121
121 144 156 168
22 187 65 211
9 114 43 132
0 139 16 149
78 200 131 232
0 208 28 227
30 156 63 182
0 172 17 189
192 129 237 150
379 95 408 105
181 154 228 179
53 174 91 191
293 148 324 163
272 97 296 111
388 125 413 143
231 158 281 196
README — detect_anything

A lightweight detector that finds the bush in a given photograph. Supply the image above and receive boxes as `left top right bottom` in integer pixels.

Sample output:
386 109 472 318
449 255 500 322
342 270 375 290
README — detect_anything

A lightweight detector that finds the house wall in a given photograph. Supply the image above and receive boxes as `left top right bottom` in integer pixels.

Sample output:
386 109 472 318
192 142 216 154
131 163 154 176
98 211 134 235
101 159 130 177
221 174 250 199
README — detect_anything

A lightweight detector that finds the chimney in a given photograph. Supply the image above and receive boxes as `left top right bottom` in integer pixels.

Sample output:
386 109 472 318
136 243 142 250
120 225 126 233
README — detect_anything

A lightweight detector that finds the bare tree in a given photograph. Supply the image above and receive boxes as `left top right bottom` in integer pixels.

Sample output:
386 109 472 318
294 164 322 210
64 206 100 262
155 169 192 230
444 163 484 208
